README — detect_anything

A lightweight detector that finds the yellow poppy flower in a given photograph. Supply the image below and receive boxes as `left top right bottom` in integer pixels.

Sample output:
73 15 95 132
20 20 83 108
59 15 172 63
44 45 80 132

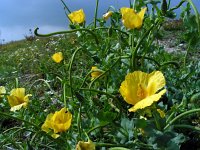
41 107 72 139
76 140 95 150
68 9 85 24
7 88 32 112
0 86 6 98
120 7 147 29
119 71 166 112
91 66 102 80
103 11 113 20
52 52 63 63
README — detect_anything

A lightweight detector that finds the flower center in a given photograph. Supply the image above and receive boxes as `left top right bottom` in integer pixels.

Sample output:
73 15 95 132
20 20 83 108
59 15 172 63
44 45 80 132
137 84 146 99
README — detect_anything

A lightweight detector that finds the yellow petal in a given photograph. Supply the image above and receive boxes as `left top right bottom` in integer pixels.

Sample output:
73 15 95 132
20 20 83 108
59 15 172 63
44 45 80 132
10 88 25 100
138 7 147 22
52 111 72 133
147 71 166 95
10 103 26 112
128 89 166 112
41 113 54 133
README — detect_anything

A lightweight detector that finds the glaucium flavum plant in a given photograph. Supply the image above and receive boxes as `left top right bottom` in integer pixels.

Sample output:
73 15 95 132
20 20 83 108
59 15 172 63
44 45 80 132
120 71 166 112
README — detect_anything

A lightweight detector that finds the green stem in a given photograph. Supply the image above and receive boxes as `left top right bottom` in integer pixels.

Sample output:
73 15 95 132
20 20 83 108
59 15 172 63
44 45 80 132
187 0 200 34
137 55 161 67
34 28 99 45
131 21 158 71
166 111 175 124
94 0 99 28
15 78 19 88
80 71 92 88
152 111 162 131
0 112 39 129
63 82 67 108
169 0 185 12
77 103 82 140
132 0 136 9
183 39 191 68
160 61 179 69
164 108 200 130
59 0 72 24
60 0 71 13
93 27 129 36
173 124 200 132
69 47 83 101
95 142 125 148
87 122 109 135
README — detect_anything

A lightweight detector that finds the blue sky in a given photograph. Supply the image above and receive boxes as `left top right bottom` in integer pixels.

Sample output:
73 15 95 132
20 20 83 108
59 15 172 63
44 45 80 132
0 0 129 42
0 0 199 42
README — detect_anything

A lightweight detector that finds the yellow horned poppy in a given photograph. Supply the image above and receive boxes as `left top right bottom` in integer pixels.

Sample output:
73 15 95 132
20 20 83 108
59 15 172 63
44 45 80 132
68 9 85 24
91 66 102 80
103 11 113 20
7 88 32 111
52 52 63 63
120 7 147 29
41 108 72 138
76 140 95 150
119 71 166 112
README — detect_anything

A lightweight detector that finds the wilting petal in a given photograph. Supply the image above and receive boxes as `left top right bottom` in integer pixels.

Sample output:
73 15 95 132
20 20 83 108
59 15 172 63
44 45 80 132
76 140 95 150
103 11 113 20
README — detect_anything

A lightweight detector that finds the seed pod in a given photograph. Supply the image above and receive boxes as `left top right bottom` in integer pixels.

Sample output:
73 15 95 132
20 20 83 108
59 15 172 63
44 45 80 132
161 0 168 15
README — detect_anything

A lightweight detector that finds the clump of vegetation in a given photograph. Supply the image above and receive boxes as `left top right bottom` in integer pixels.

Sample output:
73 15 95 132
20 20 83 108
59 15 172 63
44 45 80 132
0 0 200 149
